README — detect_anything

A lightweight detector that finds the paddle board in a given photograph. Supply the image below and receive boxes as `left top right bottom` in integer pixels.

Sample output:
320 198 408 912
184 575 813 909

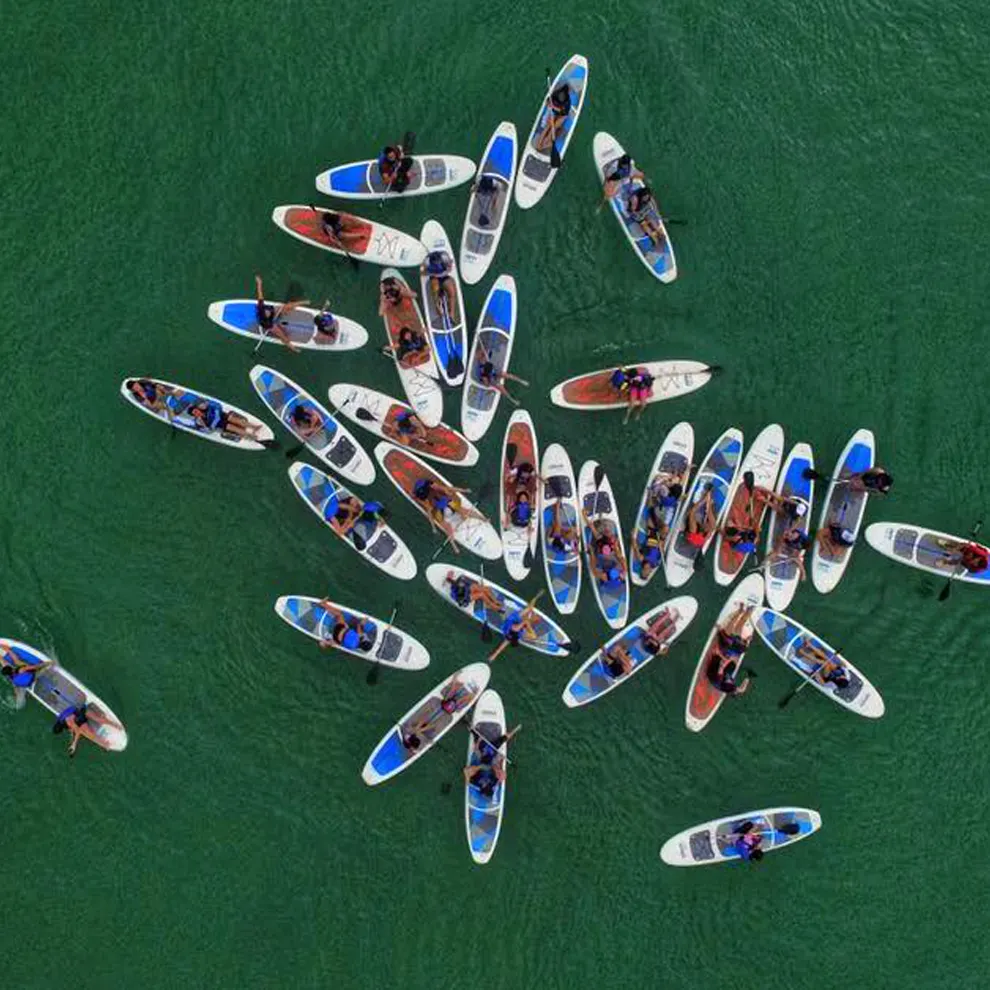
328 383 479 467
288 461 416 580
540 442 582 615
274 596 429 670
550 361 713 411
578 460 629 630
562 596 698 708
362 662 491 786
811 428 875 594
500 410 540 581
660 807 822 866
207 299 368 351
665 427 744 588
515 54 589 209
461 274 517 441
754 608 885 718
271 205 426 266
592 131 677 283
250 365 373 485
379 268 443 427
629 421 694 587
864 522 990 585
464 689 507 865
316 154 476 200
419 220 467 385
120 377 273 451
425 563 572 657
375 442 502 560
460 121 517 285
713 424 785 586
684 573 764 732
764 442 815 610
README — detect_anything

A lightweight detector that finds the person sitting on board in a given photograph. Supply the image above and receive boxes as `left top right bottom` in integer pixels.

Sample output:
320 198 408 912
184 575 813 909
378 143 414 192
388 325 431 367
647 474 687 543
603 153 644 199
685 484 718 550
384 408 429 447
765 525 811 580
0 642 53 709
312 302 340 345
706 604 755 698
505 490 534 530
506 459 540 492
583 515 627 589
933 538 990 574
625 186 666 247
609 366 654 420
317 600 376 654
421 250 458 317
287 401 324 441
401 676 473 751
474 174 501 227
127 378 172 412
632 529 664 582
795 641 852 690
476 344 528 405
640 608 677 657
379 276 416 315
443 570 505 614
312 207 362 251
186 398 263 441
535 82 572 152
722 480 772 558
323 492 382 540
816 519 857 557
253 274 308 353
547 500 580 555
487 602 543 662
52 703 113 758
463 754 507 799
602 642 637 678
846 466 894 495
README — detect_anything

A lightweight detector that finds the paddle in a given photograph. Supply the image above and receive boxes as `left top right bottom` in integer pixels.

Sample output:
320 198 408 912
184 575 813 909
309 204 360 271
380 131 416 206
778 656 830 709
366 600 400 685
543 70 563 169
802 466 831 483
477 564 494 643
938 519 983 602
439 292 464 381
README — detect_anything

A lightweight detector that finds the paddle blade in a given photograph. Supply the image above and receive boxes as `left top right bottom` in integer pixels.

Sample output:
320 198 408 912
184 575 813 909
743 471 755 492
446 352 464 381
802 467 824 482
505 443 518 467
351 530 368 552
354 407 376 422
693 549 705 571
365 664 380 685
593 464 605 490
284 443 305 459
481 622 493 643
549 140 562 170
778 691 795 709
562 640 581 655
938 580 953 602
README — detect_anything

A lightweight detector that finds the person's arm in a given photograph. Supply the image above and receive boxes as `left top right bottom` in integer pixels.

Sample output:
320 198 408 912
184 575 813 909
487 639 510 662
463 764 477 783
254 274 264 303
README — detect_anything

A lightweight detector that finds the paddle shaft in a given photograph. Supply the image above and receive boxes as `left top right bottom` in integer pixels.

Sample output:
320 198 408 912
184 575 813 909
938 519 984 601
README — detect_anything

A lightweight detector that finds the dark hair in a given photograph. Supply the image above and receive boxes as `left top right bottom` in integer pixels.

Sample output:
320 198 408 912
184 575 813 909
617 153 631 167
780 822 802 835
749 848 764 862
833 674 851 689
668 483 683 499
53 720 66 735
1 665 12 676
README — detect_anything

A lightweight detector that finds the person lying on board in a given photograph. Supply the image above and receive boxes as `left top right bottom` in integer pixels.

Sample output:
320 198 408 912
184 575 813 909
933 538 990 574
385 326 432 367
475 344 528 405
547 500 580 556
317 601 376 654
443 571 505 615
535 82 572 152
463 755 506 799
185 398 264 442
764 524 811 580
313 207 365 251
583 512 627 588
1 643 53 709
287 401 324 441
684 484 718 550
632 530 664 581
816 518 857 557
312 302 340 345
706 604 755 698
846 466 894 495
421 250 458 317
412 478 486 550
609 366 655 420
473 175 501 227
52 703 114 758
253 274 308 353
487 603 544 662
401 676 474 751
127 378 173 413
794 641 851 690
625 186 667 248
384 408 429 447
603 153 644 199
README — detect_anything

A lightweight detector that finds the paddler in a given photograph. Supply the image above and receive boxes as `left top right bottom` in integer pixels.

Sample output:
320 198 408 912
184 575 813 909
463 753 506 798
475 343 528 404
933 537 990 574
378 142 413 192
583 511 627 588
487 600 544 662
288 401 324 441
706 604 755 698
127 378 172 413
253 274 308 352
505 490 534 529
547 500 580 555
603 153 644 199
51 703 114 759
626 186 666 247
317 600 376 654
186 398 264 441
795 641 852 690
609 366 655 420
323 491 384 540
420 249 458 317
401 675 474 750
442 570 505 615
471 724 521 764
312 301 340 345
312 206 363 251
846 466 894 495
602 610 676 679
383 408 429 447
535 81 572 152
633 473 687 577
412 477 486 548
684 484 718 551
0 642 52 709
816 517 857 557
765 524 811 580
730 819 802 863
722 481 773 558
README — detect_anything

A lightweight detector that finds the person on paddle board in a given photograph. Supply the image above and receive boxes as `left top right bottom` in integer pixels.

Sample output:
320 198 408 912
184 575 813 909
583 512 627 588
731 819 801 863
379 278 430 365
312 301 340 345
765 524 811 580
547 500 580 555
794 641 852 690
413 477 486 549
722 483 773 558
505 490 535 529
609 366 654 420
443 571 505 614
378 142 413 192
324 492 384 540
127 378 172 413
625 186 666 248
634 473 687 577
402 675 474 750
316 601 376 654
0 643 52 709
472 724 521 765
816 518 857 557
706 604 755 698
685 484 718 550
52 703 113 758
475 343 528 405
186 398 264 442
287 401 324 441
421 250 458 317
253 275 308 352
311 206 363 251
603 154 644 199
383 408 429 447
847 466 894 495
463 753 506 798
487 602 543 662
933 538 990 574
535 82 571 152
473 174 501 227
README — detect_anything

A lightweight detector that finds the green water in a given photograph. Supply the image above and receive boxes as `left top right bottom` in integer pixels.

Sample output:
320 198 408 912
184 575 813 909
5 1 990 987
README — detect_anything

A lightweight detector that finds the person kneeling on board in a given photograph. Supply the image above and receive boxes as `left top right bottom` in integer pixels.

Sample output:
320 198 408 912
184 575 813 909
1 643 52 710
317 601 376 654
535 82 572 152
933 537 990 574
421 250 458 316
378 143 413 192
795 641 851 690
443 571 504 615
313 207 363 252
707 604 755 698
625 186 666 248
